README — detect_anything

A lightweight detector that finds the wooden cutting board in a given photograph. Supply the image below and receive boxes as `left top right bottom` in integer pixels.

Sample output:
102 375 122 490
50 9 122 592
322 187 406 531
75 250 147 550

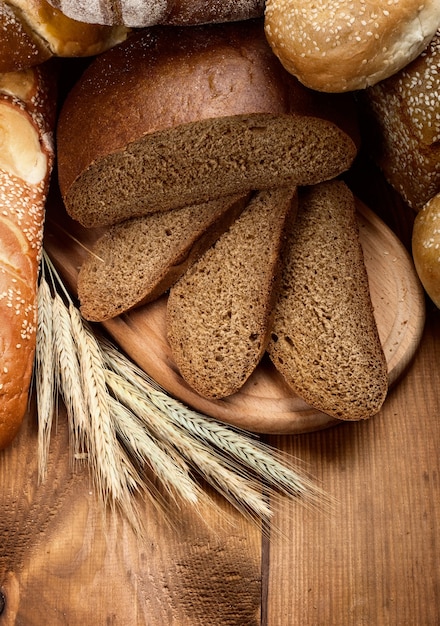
44 192 426 434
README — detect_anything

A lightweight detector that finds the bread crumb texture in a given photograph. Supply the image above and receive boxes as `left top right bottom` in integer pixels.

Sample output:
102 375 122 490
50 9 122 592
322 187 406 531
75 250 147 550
264 0 440 91
268 180 388 420
78 193 249 320
167 188 296 399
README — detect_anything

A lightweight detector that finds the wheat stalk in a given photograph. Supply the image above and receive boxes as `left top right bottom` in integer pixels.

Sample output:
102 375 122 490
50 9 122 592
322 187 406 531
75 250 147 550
36 251 329 533
35 275 55 482
109 395 201 506
101 339 326 509
105 368 272 522
68 304 127 507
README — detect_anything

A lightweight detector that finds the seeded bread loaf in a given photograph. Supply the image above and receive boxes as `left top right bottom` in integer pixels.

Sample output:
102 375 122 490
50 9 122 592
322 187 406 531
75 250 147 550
166 187 297 399
0 65 55 448
77 193 250 321
360 29 440 212
267 180 388 421
264 0 440 92
56 20 359 228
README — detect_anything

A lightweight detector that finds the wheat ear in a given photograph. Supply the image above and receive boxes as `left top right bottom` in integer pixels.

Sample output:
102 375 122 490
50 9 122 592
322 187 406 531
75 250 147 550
101 340 327 510
37 250 329 533
36 275 55 482
105 368 273 522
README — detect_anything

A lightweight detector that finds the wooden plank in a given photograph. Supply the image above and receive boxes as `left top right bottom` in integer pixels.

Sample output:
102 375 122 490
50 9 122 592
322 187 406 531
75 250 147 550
0 406 262 625
266 305 440 625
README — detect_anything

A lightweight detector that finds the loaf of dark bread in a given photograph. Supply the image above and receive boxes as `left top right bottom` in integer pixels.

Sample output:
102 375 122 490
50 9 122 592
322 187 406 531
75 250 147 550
267 180 388 421
167 187 297 399
56 20 359 228
77 193 250 321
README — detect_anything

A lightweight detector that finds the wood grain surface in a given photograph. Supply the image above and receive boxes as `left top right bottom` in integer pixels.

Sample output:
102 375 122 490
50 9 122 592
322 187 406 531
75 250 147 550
0 151 439 625
43 191 425 434
0 292 438 626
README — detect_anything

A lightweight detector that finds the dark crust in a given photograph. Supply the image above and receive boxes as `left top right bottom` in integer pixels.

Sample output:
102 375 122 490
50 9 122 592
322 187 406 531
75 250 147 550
56 20 359 201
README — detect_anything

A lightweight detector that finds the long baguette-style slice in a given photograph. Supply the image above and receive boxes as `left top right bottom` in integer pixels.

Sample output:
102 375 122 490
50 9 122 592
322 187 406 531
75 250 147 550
267 179 389 421
0 65 55 449
166 187 297 399
77 192 250 321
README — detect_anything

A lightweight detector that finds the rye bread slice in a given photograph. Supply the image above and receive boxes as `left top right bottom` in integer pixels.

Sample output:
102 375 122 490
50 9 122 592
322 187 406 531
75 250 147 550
166 187 297 399
77 193 250 321
56 22 358 228
267 180 388 421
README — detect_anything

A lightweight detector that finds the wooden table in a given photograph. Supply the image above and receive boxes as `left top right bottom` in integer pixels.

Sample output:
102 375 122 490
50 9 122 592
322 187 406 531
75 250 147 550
1 165 439 625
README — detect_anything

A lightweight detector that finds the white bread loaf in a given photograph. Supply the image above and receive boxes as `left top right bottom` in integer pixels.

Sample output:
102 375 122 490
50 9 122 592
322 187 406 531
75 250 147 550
264 0 440 92
0 65 55 448
0 0 128 73
45 0 264 27
412 193 440 308
56 20 359 228
360 29 440 212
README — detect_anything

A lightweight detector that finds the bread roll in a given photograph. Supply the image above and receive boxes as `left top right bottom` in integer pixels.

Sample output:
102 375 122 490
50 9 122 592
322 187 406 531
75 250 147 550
360 29 440 212
0 65 55 449
264 0 440 92
0 0 128 73
412 193 440 308
57 20 359 228
45 0 264 27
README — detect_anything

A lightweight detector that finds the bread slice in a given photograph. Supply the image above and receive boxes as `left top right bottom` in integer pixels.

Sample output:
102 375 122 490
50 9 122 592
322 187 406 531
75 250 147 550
166 187 297 399
56 21 358 228
76 193 249 321
267 180 388 421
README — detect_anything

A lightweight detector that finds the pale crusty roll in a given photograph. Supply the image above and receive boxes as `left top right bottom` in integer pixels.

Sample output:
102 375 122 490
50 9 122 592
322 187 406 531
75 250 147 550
412 193 440 308
45 0 264 27
0 0 128 73
264 0 440 92
0 65 55 449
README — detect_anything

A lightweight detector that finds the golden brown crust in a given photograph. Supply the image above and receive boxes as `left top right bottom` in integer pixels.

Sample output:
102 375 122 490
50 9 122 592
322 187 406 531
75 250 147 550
0 0 128 73
264 0 440 92
412 194 440 308
0 65 55 449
